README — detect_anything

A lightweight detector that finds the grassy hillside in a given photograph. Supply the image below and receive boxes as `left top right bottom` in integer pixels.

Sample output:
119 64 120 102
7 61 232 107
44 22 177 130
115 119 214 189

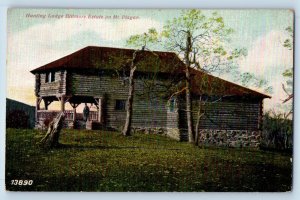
6 128 292 191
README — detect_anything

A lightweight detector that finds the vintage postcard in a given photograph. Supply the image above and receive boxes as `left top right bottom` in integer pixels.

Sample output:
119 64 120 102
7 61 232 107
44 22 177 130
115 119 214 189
6 8 293 191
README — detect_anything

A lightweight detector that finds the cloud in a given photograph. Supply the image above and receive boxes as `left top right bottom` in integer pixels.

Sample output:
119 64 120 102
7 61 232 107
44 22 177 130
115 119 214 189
239 30 292 76
237 30 293 113
7 16 162 105
6 15 294 114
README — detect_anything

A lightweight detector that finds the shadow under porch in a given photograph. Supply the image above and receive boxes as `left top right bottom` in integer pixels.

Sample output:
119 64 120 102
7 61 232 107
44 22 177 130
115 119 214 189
35 95 104 130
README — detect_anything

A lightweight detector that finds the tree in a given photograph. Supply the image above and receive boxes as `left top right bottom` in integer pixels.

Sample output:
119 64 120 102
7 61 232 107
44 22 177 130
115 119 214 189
105 28 176 136
193 74 227 145
281 26 294 117
121 29 160 136
123 10 265 143
161 10 246 143
234 71 273 94
282 68 293 104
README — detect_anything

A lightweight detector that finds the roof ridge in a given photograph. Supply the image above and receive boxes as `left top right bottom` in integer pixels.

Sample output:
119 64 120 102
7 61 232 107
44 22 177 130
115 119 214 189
85 45 177 54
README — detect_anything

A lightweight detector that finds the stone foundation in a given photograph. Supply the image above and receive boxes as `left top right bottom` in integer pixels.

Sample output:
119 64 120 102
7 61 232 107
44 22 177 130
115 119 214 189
197 129 261 148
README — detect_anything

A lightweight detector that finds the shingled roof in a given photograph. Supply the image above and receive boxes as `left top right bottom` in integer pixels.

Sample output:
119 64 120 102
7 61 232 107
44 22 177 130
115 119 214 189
30 46 271 99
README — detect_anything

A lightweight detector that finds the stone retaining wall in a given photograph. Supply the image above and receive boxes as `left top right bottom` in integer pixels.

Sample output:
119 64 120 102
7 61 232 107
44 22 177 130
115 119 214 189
197 129 261 148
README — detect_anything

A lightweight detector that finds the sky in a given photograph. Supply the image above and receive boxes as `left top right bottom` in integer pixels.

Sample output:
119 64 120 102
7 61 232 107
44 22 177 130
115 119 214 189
6 8 294 113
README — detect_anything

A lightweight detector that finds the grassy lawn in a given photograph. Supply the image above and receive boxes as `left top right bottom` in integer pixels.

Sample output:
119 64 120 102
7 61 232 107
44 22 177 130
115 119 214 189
6 128 292 192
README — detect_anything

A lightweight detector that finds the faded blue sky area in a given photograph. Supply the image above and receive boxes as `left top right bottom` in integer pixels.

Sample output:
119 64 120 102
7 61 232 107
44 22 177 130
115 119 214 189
6 8 294 113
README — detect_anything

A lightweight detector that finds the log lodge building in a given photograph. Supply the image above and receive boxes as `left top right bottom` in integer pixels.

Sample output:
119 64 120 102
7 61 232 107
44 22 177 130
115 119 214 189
30 46 270 147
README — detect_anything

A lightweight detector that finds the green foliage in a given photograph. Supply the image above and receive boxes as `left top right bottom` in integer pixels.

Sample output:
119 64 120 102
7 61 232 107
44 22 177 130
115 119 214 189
283 68 293 78
213 46 227 56
240 72 254 86
282 68 293 95
126 28 160 49
283 26 293 50
161 9 245 73
234 72 273 94
285 26 293 33
231 48 248 58
281 26 294 106
6 128 292 191
261 111 293 150
283 39 292 50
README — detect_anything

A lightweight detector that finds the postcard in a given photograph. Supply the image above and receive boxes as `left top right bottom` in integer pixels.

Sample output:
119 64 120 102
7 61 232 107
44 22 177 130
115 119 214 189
6 8 293 191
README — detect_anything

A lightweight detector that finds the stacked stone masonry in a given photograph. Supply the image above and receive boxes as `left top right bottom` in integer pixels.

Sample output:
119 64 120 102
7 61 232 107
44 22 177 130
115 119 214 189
197 129 261 148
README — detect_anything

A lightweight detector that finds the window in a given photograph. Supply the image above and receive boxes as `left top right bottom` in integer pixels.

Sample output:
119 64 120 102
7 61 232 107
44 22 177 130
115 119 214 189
115 100 126 111
51 72 55 82
45 72 55 83
45 72 50 83
169 98 176 112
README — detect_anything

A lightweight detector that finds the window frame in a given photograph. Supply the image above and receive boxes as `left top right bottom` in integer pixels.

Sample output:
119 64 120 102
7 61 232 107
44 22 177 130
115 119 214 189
51 71 55 82
169 98 176 112
45 71 55 83
45 72 50 83
115 99 126 111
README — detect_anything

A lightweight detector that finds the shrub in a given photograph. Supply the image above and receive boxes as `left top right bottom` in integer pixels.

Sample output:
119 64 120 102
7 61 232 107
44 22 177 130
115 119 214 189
6 110 30 128
261 111 293 151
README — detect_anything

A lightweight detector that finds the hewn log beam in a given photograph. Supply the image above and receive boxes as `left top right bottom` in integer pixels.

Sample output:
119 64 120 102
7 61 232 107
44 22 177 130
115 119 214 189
43 99 53 110
60 95 65 112
35 97 42 125
94 97 103 123
36 97 42 110
70 102 79 123
98 98 102 123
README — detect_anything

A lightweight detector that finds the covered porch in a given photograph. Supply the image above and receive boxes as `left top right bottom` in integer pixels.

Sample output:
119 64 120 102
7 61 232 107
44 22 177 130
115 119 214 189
35 95 104 130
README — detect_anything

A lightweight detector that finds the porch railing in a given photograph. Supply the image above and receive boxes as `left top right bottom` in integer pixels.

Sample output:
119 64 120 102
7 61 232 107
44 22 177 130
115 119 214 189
37 110 99 124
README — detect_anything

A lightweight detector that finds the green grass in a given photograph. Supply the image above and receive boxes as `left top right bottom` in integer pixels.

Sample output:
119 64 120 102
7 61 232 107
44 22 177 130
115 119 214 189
6 128 292 191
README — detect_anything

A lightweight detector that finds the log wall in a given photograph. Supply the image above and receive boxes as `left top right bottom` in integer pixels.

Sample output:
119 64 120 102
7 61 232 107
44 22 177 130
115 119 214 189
69 72 169 130
35 70 263 139
178 98 261 131
38 70 66 97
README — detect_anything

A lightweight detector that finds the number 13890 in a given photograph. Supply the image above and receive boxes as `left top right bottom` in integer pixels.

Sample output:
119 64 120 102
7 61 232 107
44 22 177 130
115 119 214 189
11 180 33 186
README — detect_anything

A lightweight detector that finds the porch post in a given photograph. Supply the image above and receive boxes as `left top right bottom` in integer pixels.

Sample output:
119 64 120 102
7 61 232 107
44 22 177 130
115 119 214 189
35 97 41 125
36 97 41 110
69 102 78 129
98 98 102 123
71 103 79 122
73 106 76 122
60 95 65 112
44 99 48 110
